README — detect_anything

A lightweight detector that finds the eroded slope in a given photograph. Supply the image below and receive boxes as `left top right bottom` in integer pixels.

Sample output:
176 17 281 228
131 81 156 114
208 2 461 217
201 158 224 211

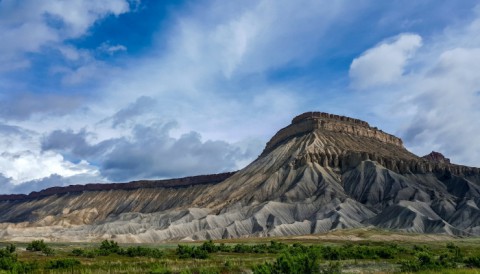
1 112 480 242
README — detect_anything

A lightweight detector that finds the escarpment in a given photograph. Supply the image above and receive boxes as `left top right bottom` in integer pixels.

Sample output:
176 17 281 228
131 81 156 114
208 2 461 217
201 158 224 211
263 112 479 177
263 112 403 156
1 111 480 242
0 172 234 202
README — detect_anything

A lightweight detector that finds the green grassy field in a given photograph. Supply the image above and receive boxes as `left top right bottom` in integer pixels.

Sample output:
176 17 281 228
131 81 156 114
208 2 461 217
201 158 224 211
2 229 480 273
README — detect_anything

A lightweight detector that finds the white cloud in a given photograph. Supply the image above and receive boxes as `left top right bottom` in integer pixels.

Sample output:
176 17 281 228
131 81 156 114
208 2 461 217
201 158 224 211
0 124 100 184
399 47 480 165
95 0 363 143
98 42 127 54
349 11 480 167
349 33 422 89
3 0 480 194
0 0 131 72
170 0 359 78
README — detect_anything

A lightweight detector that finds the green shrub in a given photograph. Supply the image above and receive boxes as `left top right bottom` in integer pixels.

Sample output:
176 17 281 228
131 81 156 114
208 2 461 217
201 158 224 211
124 246 164 258
176 245 209 259
26 239 48 252
98 240 120 255
233 243 252 253
0 256 17 271
218 243 232 252
84 250 97 258
5 244 15 254
46 258 81 269
400 251 457 272
42 246 55 256
0 244 39 272
446 242 463 262
465 256 480 268
253 250 320 274
268 241 288 253
199 240 218 253
72 248 84 256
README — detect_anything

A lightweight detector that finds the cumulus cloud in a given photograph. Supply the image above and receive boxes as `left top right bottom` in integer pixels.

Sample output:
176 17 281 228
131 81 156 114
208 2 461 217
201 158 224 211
349 33 422 89
399 47 480 165
42 121 258 182
0 124 99 185
349 11 480 166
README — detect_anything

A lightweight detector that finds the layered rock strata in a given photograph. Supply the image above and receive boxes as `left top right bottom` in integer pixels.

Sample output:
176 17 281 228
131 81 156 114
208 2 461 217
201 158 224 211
1 111 480 242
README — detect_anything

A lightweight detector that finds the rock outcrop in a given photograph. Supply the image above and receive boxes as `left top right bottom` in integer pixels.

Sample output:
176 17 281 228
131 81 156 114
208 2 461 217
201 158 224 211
1 111 480 242
422 151 451 164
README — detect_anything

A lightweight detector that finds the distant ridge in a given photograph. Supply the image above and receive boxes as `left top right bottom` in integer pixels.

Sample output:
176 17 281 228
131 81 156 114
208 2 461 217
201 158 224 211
0 172 235 201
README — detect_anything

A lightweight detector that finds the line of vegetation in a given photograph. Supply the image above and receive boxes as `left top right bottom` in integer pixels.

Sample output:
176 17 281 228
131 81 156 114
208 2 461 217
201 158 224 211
71 240 165 258
2 239 480 273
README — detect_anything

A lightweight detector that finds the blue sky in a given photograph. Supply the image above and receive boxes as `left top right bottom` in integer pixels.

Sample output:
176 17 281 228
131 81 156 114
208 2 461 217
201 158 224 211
1 0 480 194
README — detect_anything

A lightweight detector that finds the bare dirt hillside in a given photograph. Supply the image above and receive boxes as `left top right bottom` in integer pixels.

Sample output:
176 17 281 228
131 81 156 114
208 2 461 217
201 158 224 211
1 112 479 242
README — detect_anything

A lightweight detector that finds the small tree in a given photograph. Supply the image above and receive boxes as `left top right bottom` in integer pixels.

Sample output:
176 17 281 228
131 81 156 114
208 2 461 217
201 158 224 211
26 240 48 252
98 240 120 255
42 247 55 256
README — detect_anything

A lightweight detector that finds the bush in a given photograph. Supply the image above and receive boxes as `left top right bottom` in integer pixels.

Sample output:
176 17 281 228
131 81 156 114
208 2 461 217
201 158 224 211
42 247 55 256
233 244 252 253
72 248 84 256
84 250 97 258
0 256 17 271
231 241 288 254
26 240 48 252
0 244 38 272
269 241 288 253
124 246 164 258
5 244 15 254
25 240 55 256
253 250 320 274
446 242 463 262
465 256 480 268
176 245 209 259
46 258 81 269
218 243 232 252
400 251 457 272
199 240 218 253
98 240 120 255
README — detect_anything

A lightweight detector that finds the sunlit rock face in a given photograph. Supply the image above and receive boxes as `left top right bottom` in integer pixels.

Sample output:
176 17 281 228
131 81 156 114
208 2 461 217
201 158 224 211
1 112 480 242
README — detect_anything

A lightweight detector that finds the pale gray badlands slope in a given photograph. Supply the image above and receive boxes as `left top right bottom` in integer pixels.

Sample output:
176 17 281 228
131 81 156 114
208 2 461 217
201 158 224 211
1 112 480 242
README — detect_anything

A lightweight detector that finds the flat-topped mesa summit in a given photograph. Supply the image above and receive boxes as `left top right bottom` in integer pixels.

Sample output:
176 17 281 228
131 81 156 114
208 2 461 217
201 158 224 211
260 111 480 176
262 111 403 156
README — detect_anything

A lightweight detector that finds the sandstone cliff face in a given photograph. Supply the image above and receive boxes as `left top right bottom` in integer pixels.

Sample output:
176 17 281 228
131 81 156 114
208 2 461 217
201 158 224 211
1 112 480 242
